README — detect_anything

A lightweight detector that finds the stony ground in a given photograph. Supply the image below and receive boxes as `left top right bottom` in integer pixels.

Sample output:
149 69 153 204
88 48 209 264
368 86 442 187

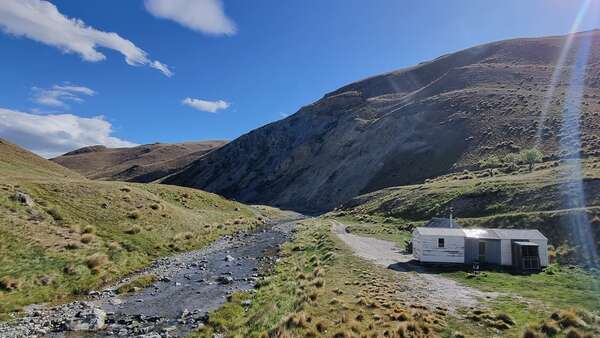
0 218 301 338
332 221 502 313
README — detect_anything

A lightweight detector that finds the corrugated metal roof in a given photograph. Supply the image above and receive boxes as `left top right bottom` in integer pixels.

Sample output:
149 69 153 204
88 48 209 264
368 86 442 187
463 228 499 239
491 229 547 240
414 227 466 236
414 227 548 240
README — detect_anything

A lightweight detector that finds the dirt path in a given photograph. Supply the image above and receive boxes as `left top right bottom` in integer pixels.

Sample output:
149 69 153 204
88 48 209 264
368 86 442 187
0 217 302 338
332 221 501 313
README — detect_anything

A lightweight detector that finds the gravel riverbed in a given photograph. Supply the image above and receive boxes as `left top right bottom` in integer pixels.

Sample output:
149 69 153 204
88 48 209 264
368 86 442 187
0 218 301 338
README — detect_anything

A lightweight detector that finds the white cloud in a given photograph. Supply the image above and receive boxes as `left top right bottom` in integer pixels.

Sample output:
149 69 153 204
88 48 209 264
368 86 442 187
144 0 236 35
0 108 138 158
32 84 96 108
0 0 172 76
182 97 230 113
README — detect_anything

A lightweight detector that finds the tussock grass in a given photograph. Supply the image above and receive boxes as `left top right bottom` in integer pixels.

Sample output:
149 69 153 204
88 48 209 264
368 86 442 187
80 234 95 244
82 225 95 234
192 219 448 338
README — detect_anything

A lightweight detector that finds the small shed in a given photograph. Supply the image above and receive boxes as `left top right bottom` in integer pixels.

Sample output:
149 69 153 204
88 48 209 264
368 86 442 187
412 225 549 272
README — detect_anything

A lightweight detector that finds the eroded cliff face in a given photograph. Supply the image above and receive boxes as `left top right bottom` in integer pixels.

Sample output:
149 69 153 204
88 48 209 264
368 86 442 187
165 31 600 212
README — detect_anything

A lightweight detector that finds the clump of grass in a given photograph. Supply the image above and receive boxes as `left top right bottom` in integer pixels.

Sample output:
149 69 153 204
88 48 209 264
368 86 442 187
565 329 585 338
64 242 81 250
116 274 157 294
174 231 194 241
46 207 63 221
85 253 108 271
127 211 140 220
496 313 516 326
551 309 587 328
540 320 560 336
124 225 141 234
80 234 95 244
82 225 96 234
0 276 22 291
286 312 310 329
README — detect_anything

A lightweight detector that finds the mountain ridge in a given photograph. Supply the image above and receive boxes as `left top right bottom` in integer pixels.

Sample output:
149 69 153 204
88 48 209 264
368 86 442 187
164 30 600 212
52 140 227 183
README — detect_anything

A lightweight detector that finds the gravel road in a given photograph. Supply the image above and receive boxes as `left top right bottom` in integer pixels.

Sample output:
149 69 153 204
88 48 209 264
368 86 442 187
0 216 302 338
332 221 501 312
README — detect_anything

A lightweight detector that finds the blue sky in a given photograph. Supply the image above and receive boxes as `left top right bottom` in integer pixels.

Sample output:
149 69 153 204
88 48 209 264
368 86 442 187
0 0 599 157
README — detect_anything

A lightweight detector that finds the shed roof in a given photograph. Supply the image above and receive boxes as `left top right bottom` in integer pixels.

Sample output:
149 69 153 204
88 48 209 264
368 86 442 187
491 229 547 240
414 227 548 241
414 227 466 237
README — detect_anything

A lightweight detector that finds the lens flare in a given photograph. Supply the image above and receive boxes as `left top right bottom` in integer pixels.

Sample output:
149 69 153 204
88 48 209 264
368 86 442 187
535 0 594 146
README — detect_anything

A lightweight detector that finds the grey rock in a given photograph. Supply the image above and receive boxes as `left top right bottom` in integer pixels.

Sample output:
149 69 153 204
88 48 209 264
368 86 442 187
14 191 34 206
65 308 107 331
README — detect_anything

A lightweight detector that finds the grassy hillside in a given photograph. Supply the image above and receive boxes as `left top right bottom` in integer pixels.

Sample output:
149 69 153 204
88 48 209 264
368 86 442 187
0 139 83 180
335 157 600 265
0 139 274 318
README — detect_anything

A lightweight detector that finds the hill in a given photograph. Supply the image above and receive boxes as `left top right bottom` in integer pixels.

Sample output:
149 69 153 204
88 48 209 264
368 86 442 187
52 141 226 183
164 30 600 212
0 139 83 180
0 139 273 317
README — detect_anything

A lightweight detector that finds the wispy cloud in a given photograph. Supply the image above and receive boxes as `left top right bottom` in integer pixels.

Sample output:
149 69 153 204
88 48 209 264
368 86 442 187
0 0 172 76
144 0 236 35
31 84 96 108
0 108 138 158
182 97 230 113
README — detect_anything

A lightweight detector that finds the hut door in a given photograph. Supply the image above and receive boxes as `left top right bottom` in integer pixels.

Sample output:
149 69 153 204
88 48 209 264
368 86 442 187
478 241 486 263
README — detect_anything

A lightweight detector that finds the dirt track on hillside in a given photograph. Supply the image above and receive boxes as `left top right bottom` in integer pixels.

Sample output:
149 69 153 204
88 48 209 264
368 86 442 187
332 221 501 313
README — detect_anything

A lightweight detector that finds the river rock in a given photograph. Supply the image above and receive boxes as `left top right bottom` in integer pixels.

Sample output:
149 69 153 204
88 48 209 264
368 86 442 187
224 255 235 262
65 308 107 331
216 276 233 285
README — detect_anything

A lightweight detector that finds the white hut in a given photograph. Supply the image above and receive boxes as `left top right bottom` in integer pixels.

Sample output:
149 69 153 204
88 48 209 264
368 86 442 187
412 225 549 272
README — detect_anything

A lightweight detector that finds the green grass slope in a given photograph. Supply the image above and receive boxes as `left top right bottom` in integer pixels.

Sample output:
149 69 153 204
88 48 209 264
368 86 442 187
0 139 274 318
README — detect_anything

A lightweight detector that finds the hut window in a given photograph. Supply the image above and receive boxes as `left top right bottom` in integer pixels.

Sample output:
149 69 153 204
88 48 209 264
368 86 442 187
438 238 445 248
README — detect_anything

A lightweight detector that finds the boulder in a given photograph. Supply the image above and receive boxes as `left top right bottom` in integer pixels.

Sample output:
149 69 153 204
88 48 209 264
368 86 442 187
14 191 34 206
65 308 107 331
